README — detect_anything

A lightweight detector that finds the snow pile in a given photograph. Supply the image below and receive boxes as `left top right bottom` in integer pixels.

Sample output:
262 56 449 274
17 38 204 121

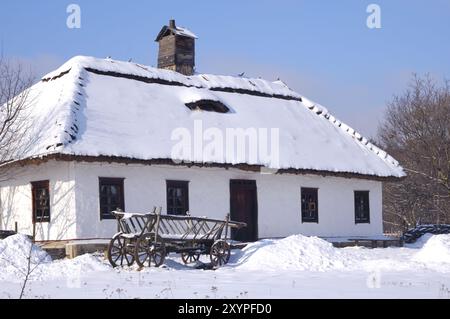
231 235 349 271
229 234 450 273
413 234 450 264
0 235 111 282
0 234 52 281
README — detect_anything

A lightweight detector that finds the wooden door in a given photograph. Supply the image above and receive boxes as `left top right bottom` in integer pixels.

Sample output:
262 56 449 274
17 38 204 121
230 180 258 242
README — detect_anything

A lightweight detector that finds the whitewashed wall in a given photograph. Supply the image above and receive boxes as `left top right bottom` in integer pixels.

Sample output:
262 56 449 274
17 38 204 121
0 161 76 240
0 160 383 241
73 162 383 240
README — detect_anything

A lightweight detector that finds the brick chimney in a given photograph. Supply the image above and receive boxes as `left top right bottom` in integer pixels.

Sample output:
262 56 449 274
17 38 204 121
155 19 197 76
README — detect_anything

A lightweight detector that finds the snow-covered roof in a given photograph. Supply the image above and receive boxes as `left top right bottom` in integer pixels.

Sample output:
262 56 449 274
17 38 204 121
8 56 404 178
172 26 198 39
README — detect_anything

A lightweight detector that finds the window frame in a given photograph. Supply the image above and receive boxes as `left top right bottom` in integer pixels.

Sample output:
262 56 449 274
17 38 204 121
98 177 125 220
166 180 189 216
31 180 51 223
301 187 319 223
354 191 370 224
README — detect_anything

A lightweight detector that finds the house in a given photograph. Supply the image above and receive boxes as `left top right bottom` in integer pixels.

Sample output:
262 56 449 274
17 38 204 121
0 20 404 242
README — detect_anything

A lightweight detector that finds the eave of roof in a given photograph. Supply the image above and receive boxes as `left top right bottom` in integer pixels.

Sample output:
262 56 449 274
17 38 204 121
2 153 404 182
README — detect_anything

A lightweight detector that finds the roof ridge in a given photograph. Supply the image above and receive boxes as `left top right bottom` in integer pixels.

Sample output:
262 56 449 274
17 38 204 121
41 56 302 100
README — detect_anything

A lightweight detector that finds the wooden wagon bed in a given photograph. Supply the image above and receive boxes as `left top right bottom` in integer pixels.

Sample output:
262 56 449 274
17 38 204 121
107 207 246 268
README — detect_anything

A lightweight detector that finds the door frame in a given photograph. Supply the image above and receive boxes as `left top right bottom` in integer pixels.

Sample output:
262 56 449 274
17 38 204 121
229 179 258 241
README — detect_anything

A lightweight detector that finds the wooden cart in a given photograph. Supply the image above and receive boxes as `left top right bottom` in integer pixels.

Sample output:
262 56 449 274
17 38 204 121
107 207 246 268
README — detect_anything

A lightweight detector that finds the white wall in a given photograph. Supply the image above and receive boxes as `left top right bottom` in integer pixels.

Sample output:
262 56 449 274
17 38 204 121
73 162 383 240
0 160 383 241
0 161 76 241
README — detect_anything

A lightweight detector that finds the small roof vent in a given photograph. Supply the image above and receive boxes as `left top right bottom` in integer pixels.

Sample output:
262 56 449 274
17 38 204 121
185 99 230 113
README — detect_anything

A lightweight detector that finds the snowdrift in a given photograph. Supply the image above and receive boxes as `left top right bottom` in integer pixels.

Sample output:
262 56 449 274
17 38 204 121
231 234 450 272
413 234 450 264
0 234 52 281
230 235 349 271
0 234 110 282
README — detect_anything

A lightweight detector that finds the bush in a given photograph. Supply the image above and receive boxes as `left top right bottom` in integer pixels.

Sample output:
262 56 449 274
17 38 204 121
402 224 450 243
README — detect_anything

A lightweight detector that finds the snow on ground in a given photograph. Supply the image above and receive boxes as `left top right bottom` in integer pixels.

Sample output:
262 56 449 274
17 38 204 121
1 234 450 299
413 234 450 266
0 234 52 281
230 235 348 271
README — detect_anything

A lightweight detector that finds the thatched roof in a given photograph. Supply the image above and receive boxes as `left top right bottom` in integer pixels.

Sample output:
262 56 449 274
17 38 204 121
3 56 404 179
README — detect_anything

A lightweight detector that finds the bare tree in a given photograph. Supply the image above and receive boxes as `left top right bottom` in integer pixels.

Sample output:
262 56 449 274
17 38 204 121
0 54 35 230
378 75 450 232
0 55 35 171
0 235 48 299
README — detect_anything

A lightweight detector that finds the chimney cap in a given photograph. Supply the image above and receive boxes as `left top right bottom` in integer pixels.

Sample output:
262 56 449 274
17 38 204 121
155 20 198 42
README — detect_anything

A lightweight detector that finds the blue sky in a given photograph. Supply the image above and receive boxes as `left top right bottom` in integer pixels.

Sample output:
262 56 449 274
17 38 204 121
1 0 449 136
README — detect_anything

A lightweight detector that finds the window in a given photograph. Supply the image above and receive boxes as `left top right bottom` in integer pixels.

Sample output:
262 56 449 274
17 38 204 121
301 188 318 223
354 191 370 224
31 181 50 223
166 180 189 215
185 100 230 113
99 178 125 220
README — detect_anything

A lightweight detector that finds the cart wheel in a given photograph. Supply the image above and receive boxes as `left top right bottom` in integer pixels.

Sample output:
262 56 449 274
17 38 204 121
181 252 201 264
135 233 166 268
107 233 135 267
210 240 231 267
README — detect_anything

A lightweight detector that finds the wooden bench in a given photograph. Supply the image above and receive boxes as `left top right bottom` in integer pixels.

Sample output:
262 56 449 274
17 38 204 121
330 237 403 248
